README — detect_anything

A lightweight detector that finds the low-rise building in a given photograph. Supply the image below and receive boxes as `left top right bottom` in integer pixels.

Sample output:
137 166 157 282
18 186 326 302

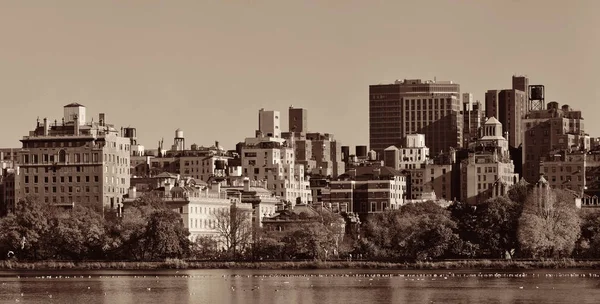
383 134 453 201
540 149 600 204
322 165 406 220
125 175 278 242
262 203 345 234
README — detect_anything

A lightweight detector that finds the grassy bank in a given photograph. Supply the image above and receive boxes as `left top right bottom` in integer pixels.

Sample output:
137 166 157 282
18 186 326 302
2 259 600 271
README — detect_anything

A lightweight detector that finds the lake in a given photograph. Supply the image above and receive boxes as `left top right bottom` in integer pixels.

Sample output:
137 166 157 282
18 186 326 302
1 268 599 303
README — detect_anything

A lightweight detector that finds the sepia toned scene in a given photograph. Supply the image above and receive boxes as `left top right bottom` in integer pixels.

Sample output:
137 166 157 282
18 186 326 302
1 1 600 303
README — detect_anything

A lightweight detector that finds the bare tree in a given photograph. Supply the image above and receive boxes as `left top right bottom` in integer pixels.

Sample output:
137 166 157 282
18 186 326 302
213 206 253 258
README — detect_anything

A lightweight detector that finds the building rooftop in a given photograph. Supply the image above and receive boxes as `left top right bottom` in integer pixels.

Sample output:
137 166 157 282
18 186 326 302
484 117 501 125
337 165 403 180
64 102 85 108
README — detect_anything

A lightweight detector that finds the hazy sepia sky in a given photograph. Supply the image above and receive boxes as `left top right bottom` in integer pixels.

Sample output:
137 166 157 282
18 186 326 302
0 0 598 151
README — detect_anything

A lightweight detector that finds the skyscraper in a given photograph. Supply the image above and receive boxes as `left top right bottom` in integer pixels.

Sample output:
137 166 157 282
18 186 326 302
369 79 463 158
485 89 527 148
512 75 529 107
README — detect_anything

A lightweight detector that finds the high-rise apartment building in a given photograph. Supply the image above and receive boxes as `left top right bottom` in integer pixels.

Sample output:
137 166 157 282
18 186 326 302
288 106 308 134
485 89 527 148
282 107 345 178
512 75 529 106
257 109 281 139
243 109 312 205
369 79 463 159
17 103 130 212
522 102 589 183
460 118 519 204
462 95 485 147
383 134 453 201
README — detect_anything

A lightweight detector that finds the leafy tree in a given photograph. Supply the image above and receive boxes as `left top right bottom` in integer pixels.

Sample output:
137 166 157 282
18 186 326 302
282 223 336 260
143 210 191 260
474 196 521 258
0 196 53 260
448 201 480 256
574 209 600 258
46 204 106 260
191 236 220 259
104 193 191 261
103 205 150 260
361 201 460 261
254 229 285 260
518 187 580 258
507 181 531 205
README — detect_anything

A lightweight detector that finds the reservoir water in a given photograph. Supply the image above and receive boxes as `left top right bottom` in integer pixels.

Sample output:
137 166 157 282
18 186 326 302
1 269 599 303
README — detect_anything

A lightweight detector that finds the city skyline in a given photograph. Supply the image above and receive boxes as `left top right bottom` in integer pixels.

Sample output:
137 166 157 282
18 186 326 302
1 1 598 151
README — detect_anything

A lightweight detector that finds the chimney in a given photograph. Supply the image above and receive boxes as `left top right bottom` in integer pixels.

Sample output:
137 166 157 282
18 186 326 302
243 177 250 191
165 182 173 196
373 168 381 180
43 118 49 136
128 186 137 199
99 113 105 126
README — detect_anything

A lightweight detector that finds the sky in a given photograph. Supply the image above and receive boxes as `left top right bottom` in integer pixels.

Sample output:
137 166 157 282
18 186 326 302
0 0 598 151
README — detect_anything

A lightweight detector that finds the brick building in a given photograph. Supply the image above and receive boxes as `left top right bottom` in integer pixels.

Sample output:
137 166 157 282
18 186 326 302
16 103 131 213
322 166 406 220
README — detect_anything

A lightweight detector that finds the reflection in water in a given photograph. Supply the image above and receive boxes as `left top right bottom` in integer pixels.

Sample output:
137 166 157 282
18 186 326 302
1 269 600 304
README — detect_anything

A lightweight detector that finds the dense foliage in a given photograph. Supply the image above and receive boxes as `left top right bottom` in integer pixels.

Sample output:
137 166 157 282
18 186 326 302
1 183 599 262
0 194 190 261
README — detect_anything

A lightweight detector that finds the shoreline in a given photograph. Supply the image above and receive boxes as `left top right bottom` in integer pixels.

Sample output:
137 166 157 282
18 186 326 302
2 259 600 271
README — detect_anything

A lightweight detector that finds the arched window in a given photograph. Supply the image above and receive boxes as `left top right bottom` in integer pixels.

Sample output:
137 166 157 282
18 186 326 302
59 150 67 163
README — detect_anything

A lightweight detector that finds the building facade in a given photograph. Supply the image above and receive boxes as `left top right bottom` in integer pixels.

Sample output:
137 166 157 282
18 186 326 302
485 89 527 148
369 79 463 158
460 117 519 204
242 109 312 205
126 175 278 242
17 104 130 212
522 102 589 183
282 107 345 178
322 166 406 220
462 99 485 147
382 134 453 201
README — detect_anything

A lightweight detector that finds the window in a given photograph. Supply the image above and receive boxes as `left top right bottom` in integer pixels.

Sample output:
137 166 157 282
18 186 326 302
59 150 67 163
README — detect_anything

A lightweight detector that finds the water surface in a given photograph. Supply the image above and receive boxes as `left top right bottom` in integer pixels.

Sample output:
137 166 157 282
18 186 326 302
1 268 599 303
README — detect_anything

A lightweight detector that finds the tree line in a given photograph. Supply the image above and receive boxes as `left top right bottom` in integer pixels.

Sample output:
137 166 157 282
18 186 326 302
1 182 600 262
